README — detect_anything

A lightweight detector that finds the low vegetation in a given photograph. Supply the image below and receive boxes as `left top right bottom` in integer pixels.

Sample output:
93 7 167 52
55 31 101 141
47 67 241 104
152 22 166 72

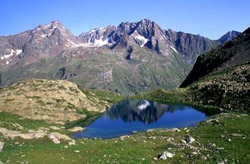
0 75 249 163
0 79 123 125
0 112 249 164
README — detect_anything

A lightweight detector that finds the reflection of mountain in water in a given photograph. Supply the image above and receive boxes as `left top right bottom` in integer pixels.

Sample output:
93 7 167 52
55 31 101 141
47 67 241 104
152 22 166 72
105 99 186 124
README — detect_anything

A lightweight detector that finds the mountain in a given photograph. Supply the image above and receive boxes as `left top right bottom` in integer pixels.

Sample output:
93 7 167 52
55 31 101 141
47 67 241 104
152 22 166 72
78 19 219 64
217 30 241 43
0 19 223 95
0 21 81 66
180 27 250 88
179 27 250 112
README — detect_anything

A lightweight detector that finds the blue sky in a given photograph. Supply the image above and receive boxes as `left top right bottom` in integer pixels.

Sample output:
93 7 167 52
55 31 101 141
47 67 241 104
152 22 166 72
0 0 249 39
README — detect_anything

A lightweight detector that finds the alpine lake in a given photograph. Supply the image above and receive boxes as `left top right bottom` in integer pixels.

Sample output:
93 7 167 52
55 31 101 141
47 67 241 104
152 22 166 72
72 99 209 139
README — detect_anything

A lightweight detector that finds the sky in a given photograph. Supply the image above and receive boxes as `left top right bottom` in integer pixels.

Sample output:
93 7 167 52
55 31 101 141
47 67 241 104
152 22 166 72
0 0 249 39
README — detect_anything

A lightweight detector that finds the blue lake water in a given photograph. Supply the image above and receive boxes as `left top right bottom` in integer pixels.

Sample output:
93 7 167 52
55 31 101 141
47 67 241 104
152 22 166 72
72 99 208 139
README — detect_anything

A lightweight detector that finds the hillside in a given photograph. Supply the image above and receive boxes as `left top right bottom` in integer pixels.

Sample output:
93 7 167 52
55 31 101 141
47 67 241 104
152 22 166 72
136 27 250 113
0 79 122 124
189 63 250 112
180 27 250 88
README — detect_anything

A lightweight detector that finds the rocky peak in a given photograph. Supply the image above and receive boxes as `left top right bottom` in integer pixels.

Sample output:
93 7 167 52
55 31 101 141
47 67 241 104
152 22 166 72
31 20 74 38
110 19 169 51
136 19 158 38
116 22 136 34
0 21 80 66
165 30 219 64
77 19 161 49
115 19 162 38
217 30 241 43
76 19 170 51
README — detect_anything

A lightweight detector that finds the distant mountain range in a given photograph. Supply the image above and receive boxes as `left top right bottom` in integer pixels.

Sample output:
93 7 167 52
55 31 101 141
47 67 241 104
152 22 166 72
0 19 241 95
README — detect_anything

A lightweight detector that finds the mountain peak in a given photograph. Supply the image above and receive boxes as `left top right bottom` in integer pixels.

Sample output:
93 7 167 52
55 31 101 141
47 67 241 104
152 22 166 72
35 20 65 31
139 18 153 24
218 30 241 43
51 20 62 25
30 20 74 40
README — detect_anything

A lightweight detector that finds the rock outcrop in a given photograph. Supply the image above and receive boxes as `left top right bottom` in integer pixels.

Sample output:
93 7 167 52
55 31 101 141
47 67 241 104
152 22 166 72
0 141 4 152
0 127 72 144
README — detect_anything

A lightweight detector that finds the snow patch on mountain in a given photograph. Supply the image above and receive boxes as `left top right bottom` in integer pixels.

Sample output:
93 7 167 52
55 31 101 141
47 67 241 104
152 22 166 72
0 49 22 60
131 30 149 47
89 29 97 33
67 33 110 48
0 49 22 65
41 34 47 38
93 37 109 47
170 46 178 53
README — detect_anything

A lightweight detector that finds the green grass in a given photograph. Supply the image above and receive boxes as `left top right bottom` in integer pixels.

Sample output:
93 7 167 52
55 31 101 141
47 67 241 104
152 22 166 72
0 68 249 163
79 87 123 105
132 88 189 104
65 112 100 129
0 113 249 164
0 112 59 132
190 113 250 163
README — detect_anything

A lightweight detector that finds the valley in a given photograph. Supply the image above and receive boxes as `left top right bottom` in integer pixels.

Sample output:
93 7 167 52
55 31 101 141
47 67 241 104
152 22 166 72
0 17 249 164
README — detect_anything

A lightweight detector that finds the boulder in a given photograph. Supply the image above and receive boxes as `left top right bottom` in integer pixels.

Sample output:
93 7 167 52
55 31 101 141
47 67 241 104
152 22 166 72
49 126 61 130
0 141 4 152
230 133 245 137
119 135 129 141
158 151 175 160
68 127 84 132
185 135 195 144
47 132 71 144
68 140 76 146
47 134 60 144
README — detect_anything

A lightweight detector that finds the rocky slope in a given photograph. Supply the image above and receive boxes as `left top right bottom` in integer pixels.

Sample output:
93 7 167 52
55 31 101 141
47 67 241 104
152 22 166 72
178 27 250 112
165 29 218 64
0 21 80 66
180 27 250 88
0 19 221 95
189 63 250 112
0 79 121 124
